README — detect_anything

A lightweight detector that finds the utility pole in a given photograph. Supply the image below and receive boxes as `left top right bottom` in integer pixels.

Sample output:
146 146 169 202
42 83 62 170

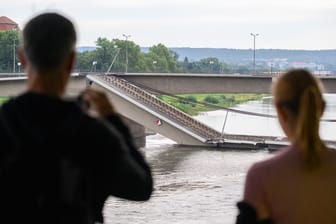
250 33 259 75
107 47 121 74
122 34 131 73
12 27 18 73
13 38 16 73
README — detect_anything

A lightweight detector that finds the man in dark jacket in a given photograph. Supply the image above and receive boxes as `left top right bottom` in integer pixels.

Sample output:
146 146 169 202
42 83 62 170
0 12 153 224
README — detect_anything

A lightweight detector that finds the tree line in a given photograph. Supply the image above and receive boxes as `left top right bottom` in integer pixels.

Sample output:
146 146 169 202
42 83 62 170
0 30 20 72
76 38 179 73
0 30 263 74
76 37 261 74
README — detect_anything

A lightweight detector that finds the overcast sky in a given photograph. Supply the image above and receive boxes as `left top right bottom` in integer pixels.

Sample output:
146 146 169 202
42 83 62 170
2 0 336 49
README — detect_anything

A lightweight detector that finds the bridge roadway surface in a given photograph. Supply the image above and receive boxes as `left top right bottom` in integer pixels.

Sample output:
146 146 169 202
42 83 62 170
107 72 336 94
2 72 336 95
0 73 335 149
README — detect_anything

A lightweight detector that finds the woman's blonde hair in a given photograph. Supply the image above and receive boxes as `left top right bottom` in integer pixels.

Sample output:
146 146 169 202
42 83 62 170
273 69 325 170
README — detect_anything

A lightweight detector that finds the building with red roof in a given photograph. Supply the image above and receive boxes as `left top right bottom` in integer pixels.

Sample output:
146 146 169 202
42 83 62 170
0 16 19 31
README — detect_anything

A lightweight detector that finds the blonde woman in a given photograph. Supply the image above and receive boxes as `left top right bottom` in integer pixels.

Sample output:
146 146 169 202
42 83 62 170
236 69 336 224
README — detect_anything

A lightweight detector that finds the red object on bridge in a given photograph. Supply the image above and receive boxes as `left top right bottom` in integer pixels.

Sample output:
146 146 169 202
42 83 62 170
0 16 19 31
155 119 162 126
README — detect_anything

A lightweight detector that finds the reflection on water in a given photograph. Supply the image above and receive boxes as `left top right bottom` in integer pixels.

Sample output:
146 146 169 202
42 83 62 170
104 135 272 224
195 94 336 140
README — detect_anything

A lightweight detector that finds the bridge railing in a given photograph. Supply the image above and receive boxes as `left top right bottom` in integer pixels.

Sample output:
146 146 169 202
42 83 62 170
96 75 222 140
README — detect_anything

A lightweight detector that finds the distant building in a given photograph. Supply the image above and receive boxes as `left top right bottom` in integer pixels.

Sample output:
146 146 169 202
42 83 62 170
291 61 318 70
0 16 19 31
312 70 332 76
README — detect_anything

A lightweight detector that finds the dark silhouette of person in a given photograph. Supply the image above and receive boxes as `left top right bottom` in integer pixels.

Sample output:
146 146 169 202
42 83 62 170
0 12 153 224
236 69 336 224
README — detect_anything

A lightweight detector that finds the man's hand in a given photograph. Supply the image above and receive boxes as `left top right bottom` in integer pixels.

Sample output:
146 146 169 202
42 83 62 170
80 88 116 117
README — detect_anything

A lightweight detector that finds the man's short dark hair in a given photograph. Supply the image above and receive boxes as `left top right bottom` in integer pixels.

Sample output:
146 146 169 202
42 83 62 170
22 13 77 72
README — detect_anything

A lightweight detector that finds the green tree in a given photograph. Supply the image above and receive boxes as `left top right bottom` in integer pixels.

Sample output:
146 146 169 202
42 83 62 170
148 43 179 72
204 95 219 104
199 57 220 73
95 38 118 72
110 39 143 72
0 30 20 72
181 56 189 72
76 50 97 72
75 38 143 73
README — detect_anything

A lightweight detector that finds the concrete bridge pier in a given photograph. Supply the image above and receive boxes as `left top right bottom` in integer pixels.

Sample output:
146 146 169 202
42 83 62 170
121 116 147 148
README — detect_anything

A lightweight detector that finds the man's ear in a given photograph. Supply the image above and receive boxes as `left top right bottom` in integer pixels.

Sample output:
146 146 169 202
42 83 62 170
18 48 27 68
66 51 76 72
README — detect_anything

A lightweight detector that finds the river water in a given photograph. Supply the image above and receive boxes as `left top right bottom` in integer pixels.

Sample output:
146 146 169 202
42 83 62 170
103 94 336 224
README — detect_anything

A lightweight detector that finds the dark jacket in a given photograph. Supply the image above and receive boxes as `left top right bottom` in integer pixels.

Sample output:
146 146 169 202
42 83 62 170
0 92 153 224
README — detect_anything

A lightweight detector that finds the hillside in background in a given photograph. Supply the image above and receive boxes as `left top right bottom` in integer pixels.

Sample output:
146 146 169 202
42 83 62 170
77 46 96 53
78 46 336 64
141 47 336 64
77 45 336 73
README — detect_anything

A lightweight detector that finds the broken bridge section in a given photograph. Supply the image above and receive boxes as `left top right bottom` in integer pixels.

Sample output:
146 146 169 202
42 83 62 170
87 74 290 150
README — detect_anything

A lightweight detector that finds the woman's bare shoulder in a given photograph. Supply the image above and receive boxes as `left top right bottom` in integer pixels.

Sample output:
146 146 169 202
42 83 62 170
248 146 293 173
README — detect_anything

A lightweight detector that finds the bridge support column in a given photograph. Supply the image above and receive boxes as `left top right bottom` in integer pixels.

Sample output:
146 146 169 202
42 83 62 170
121 116 146 148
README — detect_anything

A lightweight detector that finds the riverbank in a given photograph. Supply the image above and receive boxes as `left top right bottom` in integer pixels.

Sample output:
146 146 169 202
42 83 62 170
0 97 8 105
158 93 269 115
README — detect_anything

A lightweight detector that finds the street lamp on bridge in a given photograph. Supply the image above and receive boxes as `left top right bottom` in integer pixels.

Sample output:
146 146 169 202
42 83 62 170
90 61 97 72
17 62 21 73
12 27 19 73
122 34 131 73
250 33 259 75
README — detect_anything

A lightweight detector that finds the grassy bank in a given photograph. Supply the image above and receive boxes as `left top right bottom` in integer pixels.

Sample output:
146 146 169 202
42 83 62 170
0 97 8 105
158 93 268 115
